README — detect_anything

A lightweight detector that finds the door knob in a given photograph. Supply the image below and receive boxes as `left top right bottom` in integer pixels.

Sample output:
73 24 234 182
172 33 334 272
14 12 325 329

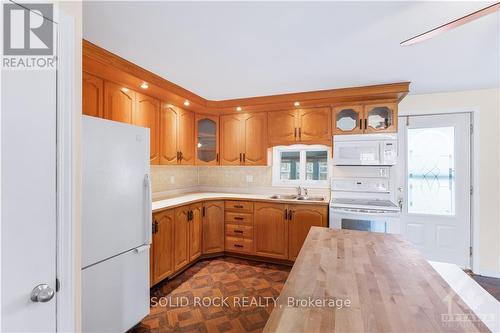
30 284 55 302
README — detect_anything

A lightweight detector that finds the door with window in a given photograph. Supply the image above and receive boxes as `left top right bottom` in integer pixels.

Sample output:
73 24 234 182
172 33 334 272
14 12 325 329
398 113 471 267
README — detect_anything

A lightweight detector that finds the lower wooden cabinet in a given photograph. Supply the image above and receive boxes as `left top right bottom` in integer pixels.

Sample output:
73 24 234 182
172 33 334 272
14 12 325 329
151 209 174 285
254 202 289 259
188 203 203 262
173 206 190 271
202 201 225 254
288 204 328 260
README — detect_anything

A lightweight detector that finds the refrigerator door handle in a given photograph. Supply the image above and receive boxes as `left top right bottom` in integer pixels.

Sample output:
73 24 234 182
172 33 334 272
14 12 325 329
144 173 152 245
134 244 150 254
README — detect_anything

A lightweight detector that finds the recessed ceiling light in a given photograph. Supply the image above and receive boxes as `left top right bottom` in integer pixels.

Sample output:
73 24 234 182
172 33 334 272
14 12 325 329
140 82 149 89
236 107 242 112
184 100 190 106
294 101 300 107
121 87 129 93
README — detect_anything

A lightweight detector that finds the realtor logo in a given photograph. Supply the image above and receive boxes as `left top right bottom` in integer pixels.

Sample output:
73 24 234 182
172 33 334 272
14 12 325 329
3 3 53 56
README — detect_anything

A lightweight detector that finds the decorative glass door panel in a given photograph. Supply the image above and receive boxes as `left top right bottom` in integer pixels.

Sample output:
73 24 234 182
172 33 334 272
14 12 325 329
364 103 397 133
195 116 219 165
332 106 362 135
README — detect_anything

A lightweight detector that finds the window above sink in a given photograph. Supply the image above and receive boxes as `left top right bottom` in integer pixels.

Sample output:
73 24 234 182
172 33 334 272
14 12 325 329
272 145 331 188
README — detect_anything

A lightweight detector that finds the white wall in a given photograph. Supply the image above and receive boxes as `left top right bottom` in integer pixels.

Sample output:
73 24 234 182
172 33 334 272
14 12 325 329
399 88 500 276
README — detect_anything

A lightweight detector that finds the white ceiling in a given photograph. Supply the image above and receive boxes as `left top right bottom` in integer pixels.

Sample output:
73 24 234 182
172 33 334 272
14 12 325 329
83 1 499 100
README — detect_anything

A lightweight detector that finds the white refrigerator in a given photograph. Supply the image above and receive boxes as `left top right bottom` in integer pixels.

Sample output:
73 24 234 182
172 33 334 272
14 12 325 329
82 116 151 332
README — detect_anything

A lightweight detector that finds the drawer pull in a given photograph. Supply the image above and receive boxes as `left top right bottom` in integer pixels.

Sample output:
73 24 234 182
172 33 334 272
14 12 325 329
234 217 244 220
234 205 244 209
234 230 243 233
234 244 244 248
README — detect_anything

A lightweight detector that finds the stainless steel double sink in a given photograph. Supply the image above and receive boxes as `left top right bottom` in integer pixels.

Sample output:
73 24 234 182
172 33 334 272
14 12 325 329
269 194 325 201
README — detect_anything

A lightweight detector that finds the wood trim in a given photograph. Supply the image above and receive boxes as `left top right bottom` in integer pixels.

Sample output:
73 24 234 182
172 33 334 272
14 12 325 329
83 40 410 115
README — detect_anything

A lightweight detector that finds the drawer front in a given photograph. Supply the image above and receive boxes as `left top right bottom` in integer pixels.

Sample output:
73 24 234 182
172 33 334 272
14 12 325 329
225 201 254 212
225 224 253 239
225 236 253 254
225 212 253 225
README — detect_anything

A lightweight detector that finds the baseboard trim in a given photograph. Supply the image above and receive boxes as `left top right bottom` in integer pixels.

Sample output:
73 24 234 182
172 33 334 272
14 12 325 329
474 269 500 278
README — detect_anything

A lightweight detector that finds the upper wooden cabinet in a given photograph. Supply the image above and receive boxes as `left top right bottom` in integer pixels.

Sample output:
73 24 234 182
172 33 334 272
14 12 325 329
104 81 134 123
202 201 224 254
220 112 267 166
134 92 160 165
196 115 219 166
332 103 398 135
254 202 288 259
364 103 398 133
332 105 363 135
82 72 104 118
151 209 174 285
287 204 328 260
268 107 331 145
160 105 195 165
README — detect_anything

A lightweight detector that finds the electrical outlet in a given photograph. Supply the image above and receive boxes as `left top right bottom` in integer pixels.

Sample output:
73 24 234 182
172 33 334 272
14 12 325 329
246 175 254 183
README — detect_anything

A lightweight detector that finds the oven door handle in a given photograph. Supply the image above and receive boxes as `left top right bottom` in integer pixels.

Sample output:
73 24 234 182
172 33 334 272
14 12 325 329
331 208 400 217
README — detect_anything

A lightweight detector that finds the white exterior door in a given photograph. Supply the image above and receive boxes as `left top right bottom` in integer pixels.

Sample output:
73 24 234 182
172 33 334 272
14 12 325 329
398 113 471 268
1 3 57 331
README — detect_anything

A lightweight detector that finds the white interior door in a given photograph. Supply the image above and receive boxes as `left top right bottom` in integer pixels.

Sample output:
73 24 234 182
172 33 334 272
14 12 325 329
1 4 57 331
398 113 471 268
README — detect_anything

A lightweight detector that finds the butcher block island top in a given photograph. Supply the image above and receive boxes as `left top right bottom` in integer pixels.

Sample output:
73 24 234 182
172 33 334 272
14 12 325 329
263 227 489 333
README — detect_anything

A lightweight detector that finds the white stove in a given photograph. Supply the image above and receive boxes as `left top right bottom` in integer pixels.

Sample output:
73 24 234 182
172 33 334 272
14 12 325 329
329 166 401 234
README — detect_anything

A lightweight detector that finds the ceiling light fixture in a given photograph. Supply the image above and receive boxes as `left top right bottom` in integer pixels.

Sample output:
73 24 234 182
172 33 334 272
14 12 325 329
184 100 190 106
236 107 242 112
140 82 149 89
294 101 300 107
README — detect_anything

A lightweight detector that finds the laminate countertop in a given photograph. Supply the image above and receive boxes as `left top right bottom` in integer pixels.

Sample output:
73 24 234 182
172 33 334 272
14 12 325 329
152 192 329 213
263 227 490 333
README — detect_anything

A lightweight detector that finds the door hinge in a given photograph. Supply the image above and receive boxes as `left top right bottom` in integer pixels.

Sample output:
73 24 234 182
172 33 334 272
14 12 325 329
470 246 473 257
56 278 60 292
470 185 473 195
470 124 474 135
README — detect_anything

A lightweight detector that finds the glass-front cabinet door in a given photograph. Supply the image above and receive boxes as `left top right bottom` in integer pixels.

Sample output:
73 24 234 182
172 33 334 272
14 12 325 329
332 105 363 135
364 103 398 133
195 115 219 165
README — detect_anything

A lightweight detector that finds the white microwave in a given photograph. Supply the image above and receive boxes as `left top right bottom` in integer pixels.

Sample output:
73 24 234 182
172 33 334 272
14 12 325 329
333 134 398 166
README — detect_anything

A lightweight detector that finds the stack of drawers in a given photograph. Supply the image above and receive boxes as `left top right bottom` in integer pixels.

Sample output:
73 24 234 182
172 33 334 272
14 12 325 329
224 201 254 254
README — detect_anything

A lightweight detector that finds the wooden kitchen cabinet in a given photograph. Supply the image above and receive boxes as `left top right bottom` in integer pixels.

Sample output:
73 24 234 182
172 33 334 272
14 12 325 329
268 110 297 145
134 92 160 165
254 202 289 259
363 103 398 133
173 206 190 271
202 201 224 254
287 204 328 260
332 105 363 135
220 113 267 166
151 209 174 285
159 104 195 165
195 115 219 165
82 72 104 118
268 107 331 145
188 203 203 262
104 81 134 123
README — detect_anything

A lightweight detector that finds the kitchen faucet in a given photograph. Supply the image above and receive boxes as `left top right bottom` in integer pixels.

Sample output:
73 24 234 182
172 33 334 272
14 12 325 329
296 186 302 196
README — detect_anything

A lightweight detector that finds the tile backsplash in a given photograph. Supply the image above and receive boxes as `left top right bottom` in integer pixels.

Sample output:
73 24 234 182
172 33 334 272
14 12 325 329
151 166 198 193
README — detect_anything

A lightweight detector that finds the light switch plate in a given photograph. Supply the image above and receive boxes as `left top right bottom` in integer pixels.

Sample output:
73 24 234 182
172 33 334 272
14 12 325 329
246 175 254 183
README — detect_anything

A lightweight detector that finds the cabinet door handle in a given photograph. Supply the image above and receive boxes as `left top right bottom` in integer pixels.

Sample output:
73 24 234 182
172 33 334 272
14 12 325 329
234 230 243 234
359 119 362 130
234 244 243 248
294 128 297 138
202 206 206 217
243 153 246 163
234 216 244 220
364 119 367 130
216 153 219 163
234 205 244 209
299 128 301 139
176 151 180 161
179 151 183 161
239 153 242 163
284 209 288 219
288 210 293 220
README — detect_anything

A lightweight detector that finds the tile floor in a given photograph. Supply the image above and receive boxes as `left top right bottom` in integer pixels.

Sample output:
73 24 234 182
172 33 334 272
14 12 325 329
132 257 291 333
